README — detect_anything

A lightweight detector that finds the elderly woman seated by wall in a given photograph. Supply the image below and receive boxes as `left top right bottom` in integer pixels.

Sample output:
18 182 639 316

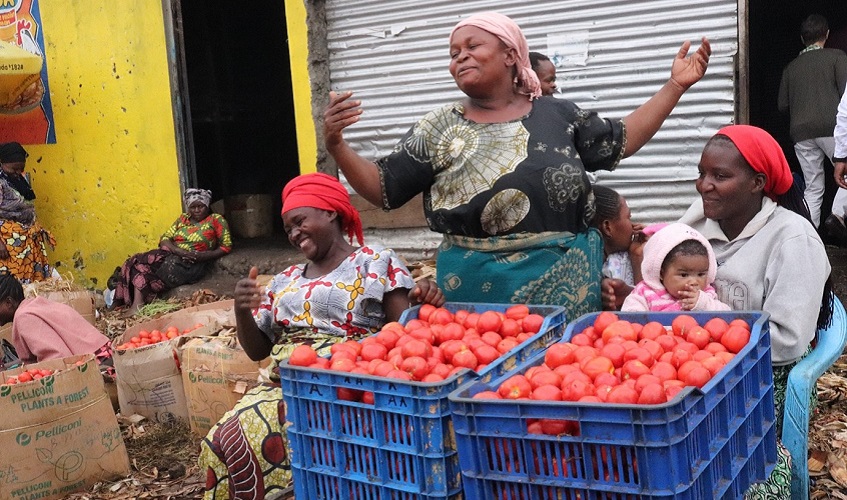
110 188 232 316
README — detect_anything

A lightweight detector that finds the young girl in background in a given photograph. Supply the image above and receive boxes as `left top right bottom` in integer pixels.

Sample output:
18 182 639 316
592 185 647 302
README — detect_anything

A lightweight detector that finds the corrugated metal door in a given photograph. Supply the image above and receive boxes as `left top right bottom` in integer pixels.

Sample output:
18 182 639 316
325 0 737 223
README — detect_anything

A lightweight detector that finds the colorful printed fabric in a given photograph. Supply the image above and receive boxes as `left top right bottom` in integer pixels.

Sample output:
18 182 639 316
199 246 415 499
0 218 54 283
111 249 170 306
161 213 232 253
254 246 415 341
377 99 625 237
436 230 603 318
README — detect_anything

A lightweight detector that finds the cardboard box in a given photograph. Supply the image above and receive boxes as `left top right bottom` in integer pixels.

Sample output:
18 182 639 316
114 303 235 423
182 334 269 436
225 194 273 239
0 354 130 500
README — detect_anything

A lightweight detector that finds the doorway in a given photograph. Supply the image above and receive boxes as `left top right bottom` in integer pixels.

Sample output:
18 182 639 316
173 0 299 235
748 1 847 231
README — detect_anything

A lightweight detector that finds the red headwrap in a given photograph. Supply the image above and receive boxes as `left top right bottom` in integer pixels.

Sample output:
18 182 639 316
715 125 793 199
281 173 364 245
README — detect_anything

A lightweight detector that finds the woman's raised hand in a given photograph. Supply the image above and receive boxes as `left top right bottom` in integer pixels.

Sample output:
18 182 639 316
234 266 263 311
324 91 363 150
669 38 711 91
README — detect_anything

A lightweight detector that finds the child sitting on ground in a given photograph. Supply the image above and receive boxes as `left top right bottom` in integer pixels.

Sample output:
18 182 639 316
621 222 730 312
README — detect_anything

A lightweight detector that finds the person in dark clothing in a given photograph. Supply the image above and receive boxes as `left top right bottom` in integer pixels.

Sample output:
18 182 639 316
778 14 847 230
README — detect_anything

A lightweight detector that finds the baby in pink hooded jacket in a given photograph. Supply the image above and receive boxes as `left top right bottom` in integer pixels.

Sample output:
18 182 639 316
621 223 730 312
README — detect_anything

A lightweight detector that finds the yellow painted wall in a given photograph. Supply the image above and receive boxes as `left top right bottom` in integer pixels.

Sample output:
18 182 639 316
284 0 316 175
25 1 181 287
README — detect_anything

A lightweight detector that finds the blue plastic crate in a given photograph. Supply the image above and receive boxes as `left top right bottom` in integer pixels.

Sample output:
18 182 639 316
281 302 566 499
448 311 778 500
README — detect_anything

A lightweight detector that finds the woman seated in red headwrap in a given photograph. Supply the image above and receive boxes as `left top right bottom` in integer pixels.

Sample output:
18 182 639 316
199 172 444 500
601 125 832 497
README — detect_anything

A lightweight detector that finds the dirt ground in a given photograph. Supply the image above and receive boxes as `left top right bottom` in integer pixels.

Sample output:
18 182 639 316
63 244 847 499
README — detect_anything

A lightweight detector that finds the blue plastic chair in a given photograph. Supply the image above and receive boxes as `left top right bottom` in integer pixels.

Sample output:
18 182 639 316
783 294 847 500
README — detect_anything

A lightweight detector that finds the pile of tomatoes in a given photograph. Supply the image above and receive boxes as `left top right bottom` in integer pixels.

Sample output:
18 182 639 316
115 323 205 350
3 359 89 385
288 304 548 403
472 312 752 435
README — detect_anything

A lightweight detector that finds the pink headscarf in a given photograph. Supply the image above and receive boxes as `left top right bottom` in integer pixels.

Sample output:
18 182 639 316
450 12 542 100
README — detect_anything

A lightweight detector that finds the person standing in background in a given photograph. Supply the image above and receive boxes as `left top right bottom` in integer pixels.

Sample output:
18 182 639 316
830 84 847 243
777 14 847 231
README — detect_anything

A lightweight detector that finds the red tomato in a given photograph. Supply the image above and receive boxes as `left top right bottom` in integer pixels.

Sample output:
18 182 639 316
289 345 318 367
418 303 437 322
685 327 711 350
463 313 480 330
521 314 545 334
362 391 375 404
638 322 665 341
496 337 520 354
421 373 445 382
360 343 388 362
621 360 650 381
573 346 599 363
499 319 522 338
581 356 615 381
637 383 667 404
17 372 32 383
505 304 530 321
473 344 500 365
440 322 466 342
453 309 470 327
329 358 355 372
408 327 435 344
650 361 677 383
480 331 503 348
336 387 363 402
400 339 432 359
529 370 563 390
721 326 751 354
655 334 678 353
477 311 503 334
400 356 429 380
677 360 703 382
452 350 479 370
623 347 654 367
692 350 713 362
570 333 593 347
664 380 686 400
561 377 595 402
593 311 619 335
671 315 700 337
473 390 502 399
531 384 563 401
701 356 727 376
498 375 533 399
375 329 401 350
600 343 626 368
634 374 662 393
601 320 637 343
386 369 413 380
705 342 728 354
372 361 394 377
544 342 574 369
430 308 454 325
606 385 638 404
703 317 729 342
682 365 712 388
729 319 751 331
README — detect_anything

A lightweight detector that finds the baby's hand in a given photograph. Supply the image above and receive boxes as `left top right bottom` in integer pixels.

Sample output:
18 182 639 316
677 285 700 311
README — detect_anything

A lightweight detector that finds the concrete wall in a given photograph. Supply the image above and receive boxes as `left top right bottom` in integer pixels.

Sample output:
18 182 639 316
25 1 181 287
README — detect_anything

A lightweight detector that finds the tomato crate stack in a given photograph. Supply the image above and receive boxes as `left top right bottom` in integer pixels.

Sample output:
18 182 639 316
280 302 566 500
448 311 778 500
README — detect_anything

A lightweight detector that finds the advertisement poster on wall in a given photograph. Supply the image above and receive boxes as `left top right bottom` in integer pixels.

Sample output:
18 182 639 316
0 0 54 145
